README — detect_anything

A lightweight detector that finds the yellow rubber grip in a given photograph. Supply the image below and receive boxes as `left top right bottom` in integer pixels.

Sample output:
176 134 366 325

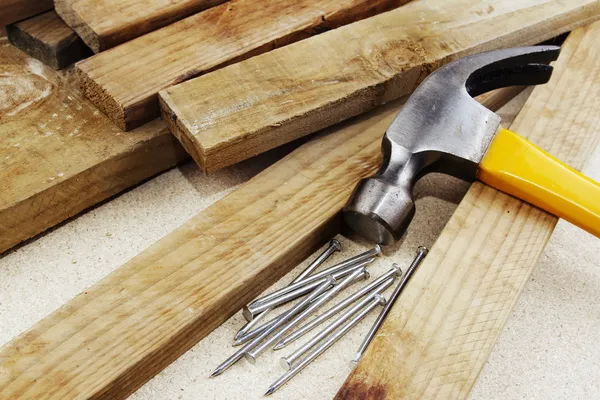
478 128 600 237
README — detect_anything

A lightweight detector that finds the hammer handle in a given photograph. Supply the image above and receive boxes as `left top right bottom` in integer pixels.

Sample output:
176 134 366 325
478 128 600 237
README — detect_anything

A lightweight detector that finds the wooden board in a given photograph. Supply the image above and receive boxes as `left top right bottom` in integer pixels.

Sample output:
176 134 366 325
54 0 227 53
0 0 53 27
336 22 600 400
7 11 91 70
0 38 187 254
77 0 408 131
159 0 600 172
0 82 518 398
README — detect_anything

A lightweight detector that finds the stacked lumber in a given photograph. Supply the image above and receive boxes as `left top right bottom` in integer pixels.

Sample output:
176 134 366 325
337 21 600 400
1 0 600 398
7 11 90 69
54 0 227 52
77 0 406 130
0 39 186 254
159 0 600 172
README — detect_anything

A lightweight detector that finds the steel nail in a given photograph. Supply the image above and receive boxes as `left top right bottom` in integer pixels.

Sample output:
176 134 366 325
243 267 369 364
249 245 381 307
233 290 333 346
243 261 371 320
235 239 340 340
234 308 271 342
280 288 388 370
265 294 385 395
350 246 428 366
293 239 342 283
274 265 401 350
211 277 334 377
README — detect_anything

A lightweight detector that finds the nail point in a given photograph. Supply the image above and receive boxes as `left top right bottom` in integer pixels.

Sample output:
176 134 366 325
264 387 275 396
273 341 285 351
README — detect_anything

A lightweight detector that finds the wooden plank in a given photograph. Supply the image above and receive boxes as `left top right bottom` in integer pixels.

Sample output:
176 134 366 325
7 11 91 70
336 22 600 400
159 0 600 172
54 0 228 53
77 0 408 131
0 0 53 27
0 82 518 398
0 38 187 255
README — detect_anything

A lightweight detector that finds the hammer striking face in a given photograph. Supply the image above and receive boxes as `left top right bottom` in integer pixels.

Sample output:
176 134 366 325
344 46 600 244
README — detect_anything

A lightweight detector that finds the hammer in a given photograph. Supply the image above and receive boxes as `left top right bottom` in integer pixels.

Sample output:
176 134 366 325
343 46 600 244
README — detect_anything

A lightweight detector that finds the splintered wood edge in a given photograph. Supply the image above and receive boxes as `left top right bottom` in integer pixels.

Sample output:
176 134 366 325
54 0 101 53
159 89 208 171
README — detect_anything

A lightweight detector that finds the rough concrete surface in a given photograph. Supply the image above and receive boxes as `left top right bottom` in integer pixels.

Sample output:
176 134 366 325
1 100 599 399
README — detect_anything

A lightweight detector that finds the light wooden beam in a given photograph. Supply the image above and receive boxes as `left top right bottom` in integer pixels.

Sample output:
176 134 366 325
159 0 600 172
336 22 600 400
54 0 228 52
77 0 407 130
0 38 186 254
0 84 518 398
7 11 90 69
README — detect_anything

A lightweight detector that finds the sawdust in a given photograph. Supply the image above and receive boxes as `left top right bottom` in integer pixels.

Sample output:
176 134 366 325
0 62 53 120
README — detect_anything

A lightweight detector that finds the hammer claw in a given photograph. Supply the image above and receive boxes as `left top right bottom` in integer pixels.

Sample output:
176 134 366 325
343 45 564 244
466 63 554 97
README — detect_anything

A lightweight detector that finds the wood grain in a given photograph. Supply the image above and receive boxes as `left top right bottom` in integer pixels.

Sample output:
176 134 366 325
77 0 407 131
159 0 600 172
0 38 187 255
0 82 519 398
336 22 600 400
7 11 91 70
54 0 227 53
0 0 53 27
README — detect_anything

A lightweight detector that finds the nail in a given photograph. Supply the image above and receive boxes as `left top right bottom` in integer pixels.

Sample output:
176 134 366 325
351 246 428 365
211 277 334 377
293 239 341 283
234 308 271 342
274 265 401 350
265 293 385 395
235 239 341 339
243 260 371 320
280 289 387 370
233 291 332 346
244 267 369 364
249 245 381 307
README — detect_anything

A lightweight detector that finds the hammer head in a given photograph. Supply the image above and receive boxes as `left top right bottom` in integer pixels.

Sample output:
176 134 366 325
343 45 560 244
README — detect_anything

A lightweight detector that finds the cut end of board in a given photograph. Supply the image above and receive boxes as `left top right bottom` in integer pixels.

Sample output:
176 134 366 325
77 65 128 130
54 0 102 53
158 89 209 170
7 11 91 70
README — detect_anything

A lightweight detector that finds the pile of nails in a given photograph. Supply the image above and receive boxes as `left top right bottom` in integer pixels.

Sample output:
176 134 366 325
211 239 429 396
